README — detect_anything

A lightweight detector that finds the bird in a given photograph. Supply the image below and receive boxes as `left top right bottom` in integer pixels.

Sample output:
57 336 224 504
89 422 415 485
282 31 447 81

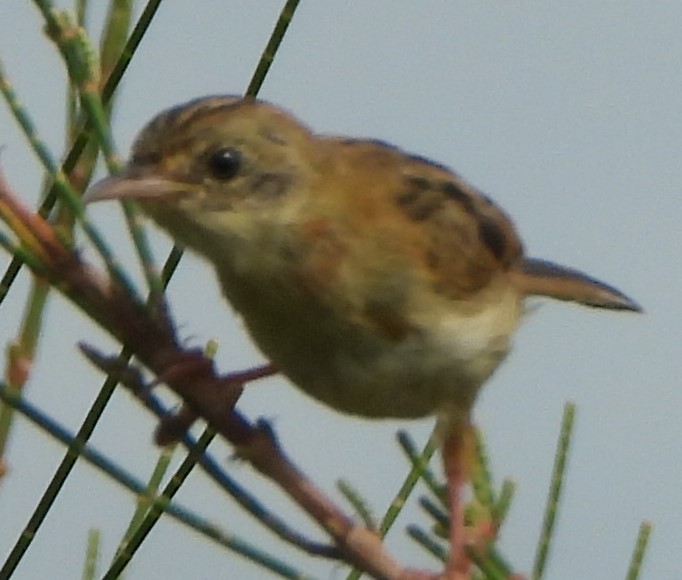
86 95 640 578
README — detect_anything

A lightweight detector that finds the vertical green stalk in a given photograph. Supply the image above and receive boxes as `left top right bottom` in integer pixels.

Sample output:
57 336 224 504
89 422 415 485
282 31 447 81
246 0 301 97
626 521 652 580
81 528 101 580
532 402 576 580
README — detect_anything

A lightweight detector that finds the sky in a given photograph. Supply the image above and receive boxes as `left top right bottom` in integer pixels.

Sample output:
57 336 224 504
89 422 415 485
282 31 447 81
0 2 680 579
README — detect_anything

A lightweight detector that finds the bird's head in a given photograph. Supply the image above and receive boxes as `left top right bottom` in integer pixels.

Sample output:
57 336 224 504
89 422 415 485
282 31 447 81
86 96 318 253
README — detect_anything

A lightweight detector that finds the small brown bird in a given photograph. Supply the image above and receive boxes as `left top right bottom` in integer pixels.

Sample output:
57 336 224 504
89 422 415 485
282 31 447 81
87 96 640 578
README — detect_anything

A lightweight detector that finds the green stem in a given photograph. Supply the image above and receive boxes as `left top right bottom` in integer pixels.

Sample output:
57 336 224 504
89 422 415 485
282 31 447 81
246 0 301 97
532 402 576 580
626 521 652 580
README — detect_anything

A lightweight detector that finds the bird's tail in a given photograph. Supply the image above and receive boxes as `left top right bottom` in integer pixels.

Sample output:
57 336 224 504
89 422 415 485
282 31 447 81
513 258 642 312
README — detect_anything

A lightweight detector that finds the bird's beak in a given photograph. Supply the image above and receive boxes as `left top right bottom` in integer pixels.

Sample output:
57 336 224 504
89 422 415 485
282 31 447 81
84 170 191 204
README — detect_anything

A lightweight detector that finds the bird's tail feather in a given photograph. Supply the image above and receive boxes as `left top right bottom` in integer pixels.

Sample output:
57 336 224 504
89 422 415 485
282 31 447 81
514 258 642 312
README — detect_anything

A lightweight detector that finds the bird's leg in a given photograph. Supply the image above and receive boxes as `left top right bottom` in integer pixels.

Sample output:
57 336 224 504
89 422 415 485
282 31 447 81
441 419 475 580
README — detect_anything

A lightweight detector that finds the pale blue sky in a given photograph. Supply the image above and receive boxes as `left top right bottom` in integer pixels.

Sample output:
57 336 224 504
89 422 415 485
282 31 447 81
1 2 680 579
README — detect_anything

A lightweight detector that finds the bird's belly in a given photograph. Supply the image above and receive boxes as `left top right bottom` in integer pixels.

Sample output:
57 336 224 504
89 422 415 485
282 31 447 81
238 287 522 419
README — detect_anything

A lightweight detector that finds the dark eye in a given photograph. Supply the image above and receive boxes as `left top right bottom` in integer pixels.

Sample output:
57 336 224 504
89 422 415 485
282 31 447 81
207 148 242 180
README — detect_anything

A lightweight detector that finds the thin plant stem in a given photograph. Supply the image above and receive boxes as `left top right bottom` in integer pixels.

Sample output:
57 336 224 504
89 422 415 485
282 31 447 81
419 496 449 534
626 521 652 580
466 546 510 580
338 479 376 530
82 528 100 580
384 429 440 536
0 229 47 276
532 402 576 580
114 444 177 559
407 525 448 563
492 478 515 528
470 427 496 511
104 432 215 579
246 0 301 97
396 428 443 502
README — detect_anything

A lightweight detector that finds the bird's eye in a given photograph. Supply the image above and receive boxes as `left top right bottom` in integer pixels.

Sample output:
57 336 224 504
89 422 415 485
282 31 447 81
207 148 242 180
